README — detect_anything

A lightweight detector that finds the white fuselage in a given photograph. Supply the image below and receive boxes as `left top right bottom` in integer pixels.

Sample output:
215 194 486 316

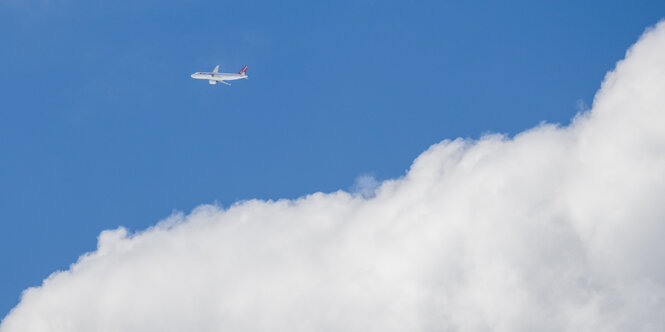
190 72 248 84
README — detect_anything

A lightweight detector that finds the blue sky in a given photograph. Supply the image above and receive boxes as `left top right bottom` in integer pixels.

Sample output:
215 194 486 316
1 0 664 318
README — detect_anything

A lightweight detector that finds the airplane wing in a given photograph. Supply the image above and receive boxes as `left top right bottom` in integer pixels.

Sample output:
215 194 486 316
213 65 219 73
218 80 231 86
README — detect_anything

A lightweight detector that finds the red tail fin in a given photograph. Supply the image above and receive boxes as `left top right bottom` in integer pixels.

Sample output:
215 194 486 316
238 65 248 75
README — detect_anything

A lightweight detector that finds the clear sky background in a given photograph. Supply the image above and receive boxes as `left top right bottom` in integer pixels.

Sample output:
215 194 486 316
1 0 664 318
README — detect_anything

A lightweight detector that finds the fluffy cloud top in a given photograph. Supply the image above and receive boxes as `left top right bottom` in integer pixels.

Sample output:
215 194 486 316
3 21 665 332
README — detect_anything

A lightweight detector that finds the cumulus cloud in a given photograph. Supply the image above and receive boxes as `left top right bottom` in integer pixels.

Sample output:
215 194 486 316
3 21 665 332
351 174 380 198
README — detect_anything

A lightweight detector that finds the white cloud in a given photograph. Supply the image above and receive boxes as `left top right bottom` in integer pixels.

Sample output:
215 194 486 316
351 174 380 198
3 21 665 332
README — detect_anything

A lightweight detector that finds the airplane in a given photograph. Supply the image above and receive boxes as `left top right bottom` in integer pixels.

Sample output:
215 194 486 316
190 65 248 86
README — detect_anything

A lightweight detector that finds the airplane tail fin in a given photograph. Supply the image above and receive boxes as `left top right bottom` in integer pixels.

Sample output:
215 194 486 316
238 65 248 75
213 65 219 73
